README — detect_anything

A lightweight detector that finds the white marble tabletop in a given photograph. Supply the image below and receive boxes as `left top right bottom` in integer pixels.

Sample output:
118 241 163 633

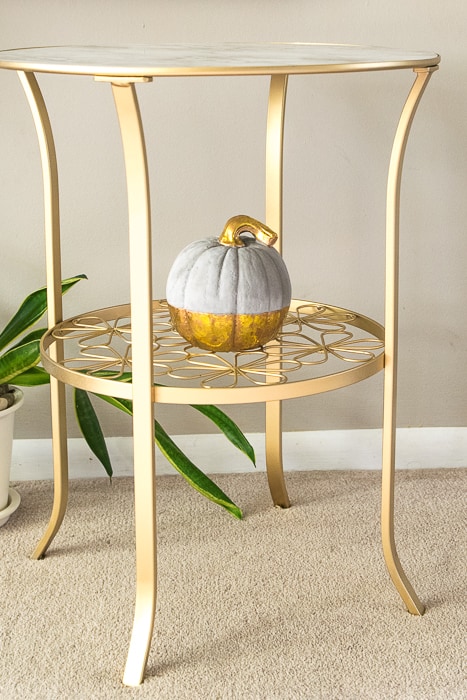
0 43 440 77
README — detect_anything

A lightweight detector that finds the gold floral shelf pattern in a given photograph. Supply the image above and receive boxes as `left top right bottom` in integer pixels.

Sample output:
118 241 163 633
42 299 385 402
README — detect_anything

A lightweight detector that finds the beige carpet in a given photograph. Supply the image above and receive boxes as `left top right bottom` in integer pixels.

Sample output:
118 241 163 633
1 469 465 699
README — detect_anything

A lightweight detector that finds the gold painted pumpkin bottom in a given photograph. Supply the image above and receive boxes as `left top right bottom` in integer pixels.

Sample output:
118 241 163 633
168 304 290 352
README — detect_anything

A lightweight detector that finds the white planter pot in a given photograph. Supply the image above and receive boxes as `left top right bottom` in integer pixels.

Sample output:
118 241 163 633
0 388 23 526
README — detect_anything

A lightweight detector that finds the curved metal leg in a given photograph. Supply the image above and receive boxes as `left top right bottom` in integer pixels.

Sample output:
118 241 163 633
31 378 68 559
18 71 69 559
265 400 290 507
265 74 290 508
383 67 437 614
110 79 157 686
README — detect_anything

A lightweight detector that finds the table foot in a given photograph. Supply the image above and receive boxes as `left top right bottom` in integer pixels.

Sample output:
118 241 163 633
32 500 67 560
381 451 425 615
265 400 291 508
381 423 424 615
32 378 69 560
122 584 157 686
122 443 157 687
382 535 425 615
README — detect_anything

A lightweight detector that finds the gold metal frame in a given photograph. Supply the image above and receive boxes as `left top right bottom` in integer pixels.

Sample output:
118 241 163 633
8 48 439 685
110 80 157 685
382 66 437 615
265 74 290 507
40 300 385 396
18 71 69 560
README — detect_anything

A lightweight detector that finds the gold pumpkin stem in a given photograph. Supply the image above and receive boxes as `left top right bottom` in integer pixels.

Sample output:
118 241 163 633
219 214 278 248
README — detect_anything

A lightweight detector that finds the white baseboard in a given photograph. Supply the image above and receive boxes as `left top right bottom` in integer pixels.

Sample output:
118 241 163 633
10 427 466 481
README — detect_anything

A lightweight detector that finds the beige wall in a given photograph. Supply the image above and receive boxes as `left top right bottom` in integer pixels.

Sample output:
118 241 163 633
1 1 465 439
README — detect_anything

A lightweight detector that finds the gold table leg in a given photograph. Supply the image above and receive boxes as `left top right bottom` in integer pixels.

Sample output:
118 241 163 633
110 80 157 686
383 66 437 614
18 71 69 560
265 74 291 508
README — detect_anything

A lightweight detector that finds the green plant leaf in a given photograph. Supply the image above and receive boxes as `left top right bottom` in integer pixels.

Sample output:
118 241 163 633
0 339 41 384
12 366 50 386
192 404 256 466
155 420 243 519
94 374 255 466
92 393 242 519
0 274 86 352
10 327 47 350
96 394 133 417
74 388 113 478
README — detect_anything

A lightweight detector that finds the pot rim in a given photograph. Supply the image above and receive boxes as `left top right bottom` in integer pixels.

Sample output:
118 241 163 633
0 387 24 418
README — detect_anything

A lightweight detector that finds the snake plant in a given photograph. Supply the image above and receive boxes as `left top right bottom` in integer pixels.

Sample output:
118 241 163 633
0 275 254 518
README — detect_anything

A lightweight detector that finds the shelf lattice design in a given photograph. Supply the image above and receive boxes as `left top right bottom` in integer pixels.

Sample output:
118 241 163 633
49 300 384 389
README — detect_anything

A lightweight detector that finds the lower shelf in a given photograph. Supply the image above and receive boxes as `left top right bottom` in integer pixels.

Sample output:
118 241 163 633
41 298 385 404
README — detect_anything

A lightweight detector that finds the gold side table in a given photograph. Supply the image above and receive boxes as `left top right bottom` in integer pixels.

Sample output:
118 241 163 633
0 43 440 686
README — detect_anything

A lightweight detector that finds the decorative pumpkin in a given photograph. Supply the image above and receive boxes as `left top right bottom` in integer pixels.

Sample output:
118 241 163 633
166 215 291 352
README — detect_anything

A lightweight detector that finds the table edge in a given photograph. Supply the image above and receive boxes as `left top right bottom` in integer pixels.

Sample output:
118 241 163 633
0 43 441 77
